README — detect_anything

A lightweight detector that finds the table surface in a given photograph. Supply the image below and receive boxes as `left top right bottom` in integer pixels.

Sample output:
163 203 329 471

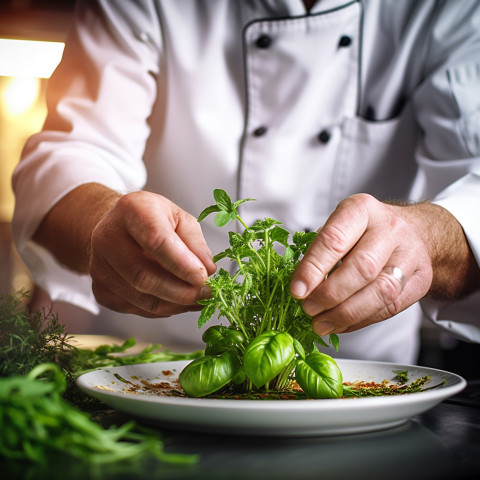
4 336 480 479
4 392 480 480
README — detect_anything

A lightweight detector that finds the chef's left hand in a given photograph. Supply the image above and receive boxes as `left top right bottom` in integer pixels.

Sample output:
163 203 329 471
290 193 478 336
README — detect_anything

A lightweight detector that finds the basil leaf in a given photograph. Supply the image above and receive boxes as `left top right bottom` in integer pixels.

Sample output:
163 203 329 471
243 332 295 388
295 351 343 399
232 365 246 385
179 351 240 398
249 218 282 231
283 246 295 262
214 210 231 227
202 325 244 355
233 198 256 209
197 204 221 222
213 189 233 211
228 232 244 248
329 333 340 352
269 226 290 247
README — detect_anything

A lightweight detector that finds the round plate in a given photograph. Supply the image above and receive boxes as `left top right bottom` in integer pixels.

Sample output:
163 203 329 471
76 359 466 437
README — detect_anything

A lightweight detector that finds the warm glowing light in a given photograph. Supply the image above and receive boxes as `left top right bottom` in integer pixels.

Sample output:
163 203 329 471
0 38 64 78
2 77 40 116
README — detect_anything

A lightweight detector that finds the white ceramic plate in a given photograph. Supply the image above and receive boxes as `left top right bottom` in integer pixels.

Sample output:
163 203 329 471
76 359 466 437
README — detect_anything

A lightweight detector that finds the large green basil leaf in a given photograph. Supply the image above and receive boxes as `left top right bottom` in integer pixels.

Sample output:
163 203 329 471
295 351 343 399
202 325 244 355
243 331 295 388
214 210 231 227
179 351 240 398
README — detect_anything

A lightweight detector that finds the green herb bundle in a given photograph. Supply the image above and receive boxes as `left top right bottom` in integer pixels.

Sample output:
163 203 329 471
179 189 343 399
0 289 198 467
0 289 73 377
0 363 196 465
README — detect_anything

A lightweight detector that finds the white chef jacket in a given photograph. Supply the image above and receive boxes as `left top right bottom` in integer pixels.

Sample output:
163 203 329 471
12 0 480 363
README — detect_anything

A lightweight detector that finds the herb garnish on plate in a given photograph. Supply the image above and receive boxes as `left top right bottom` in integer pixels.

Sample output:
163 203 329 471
179 189 343 399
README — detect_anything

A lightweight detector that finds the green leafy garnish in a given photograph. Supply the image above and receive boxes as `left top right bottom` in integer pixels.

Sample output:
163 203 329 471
0 363 197 465
0 289 199 466
0 289 73 378
393 370 409 384
180 189 342 398
342 375 445 397
67 337 203 378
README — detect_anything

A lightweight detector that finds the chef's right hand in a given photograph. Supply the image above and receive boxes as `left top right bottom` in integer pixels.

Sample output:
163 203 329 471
89 191 216 317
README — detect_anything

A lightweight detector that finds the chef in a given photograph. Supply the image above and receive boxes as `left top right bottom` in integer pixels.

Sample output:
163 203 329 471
12 0 480 363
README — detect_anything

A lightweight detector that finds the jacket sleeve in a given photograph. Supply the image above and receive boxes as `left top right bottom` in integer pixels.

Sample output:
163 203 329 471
410 1 480 342
11 0 163 311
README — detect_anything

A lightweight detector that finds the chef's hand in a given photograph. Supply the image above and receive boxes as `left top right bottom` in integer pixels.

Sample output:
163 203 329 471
34 184 216 318
89 191 216 317
290 193 480 336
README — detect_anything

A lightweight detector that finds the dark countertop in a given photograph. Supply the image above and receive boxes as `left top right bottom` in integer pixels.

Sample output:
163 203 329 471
4 335 479 479
158 401 480 480
5 392 480 480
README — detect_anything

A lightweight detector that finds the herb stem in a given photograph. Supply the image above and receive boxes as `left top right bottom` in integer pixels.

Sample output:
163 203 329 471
217 290 249 340
236 214 249 231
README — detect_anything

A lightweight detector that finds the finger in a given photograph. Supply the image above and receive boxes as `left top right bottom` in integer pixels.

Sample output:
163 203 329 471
310 272 403 336
91 239 207 307
310 256 422 336
301 224 397 316
290 196 369 299
176 210 217 275
92 281 200 318
336 268 428 334
91 260 205 317
123 195 210 287
135 228 209 288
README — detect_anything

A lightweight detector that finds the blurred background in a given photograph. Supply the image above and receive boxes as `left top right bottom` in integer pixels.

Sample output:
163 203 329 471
0 0 478 378
0 0 74 296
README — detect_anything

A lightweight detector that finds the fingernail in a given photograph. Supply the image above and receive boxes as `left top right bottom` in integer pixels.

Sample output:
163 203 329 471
291 280 307 298
189 270 207 286
198 285 211 300
302 300 324 316
313 321 335 336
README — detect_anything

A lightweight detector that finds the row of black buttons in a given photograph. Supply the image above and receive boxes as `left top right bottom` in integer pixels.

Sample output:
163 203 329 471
255 33 353 49
253 126 332 144
251 31 348 144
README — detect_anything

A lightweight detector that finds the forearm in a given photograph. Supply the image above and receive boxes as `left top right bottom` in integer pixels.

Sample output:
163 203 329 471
391 202 480 300
32 183 122 274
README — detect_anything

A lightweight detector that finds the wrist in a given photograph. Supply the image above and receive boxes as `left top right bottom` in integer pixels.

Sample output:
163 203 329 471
33 183 122 273
390 201 480 299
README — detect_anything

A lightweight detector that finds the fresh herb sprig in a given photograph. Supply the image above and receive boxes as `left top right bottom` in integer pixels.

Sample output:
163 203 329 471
0 363 197 465
179 189 342 399
0 290 201 389
67 337 203 377
393 369 409 384
0 289 73 377
343 375 445 397
0 289 199 466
